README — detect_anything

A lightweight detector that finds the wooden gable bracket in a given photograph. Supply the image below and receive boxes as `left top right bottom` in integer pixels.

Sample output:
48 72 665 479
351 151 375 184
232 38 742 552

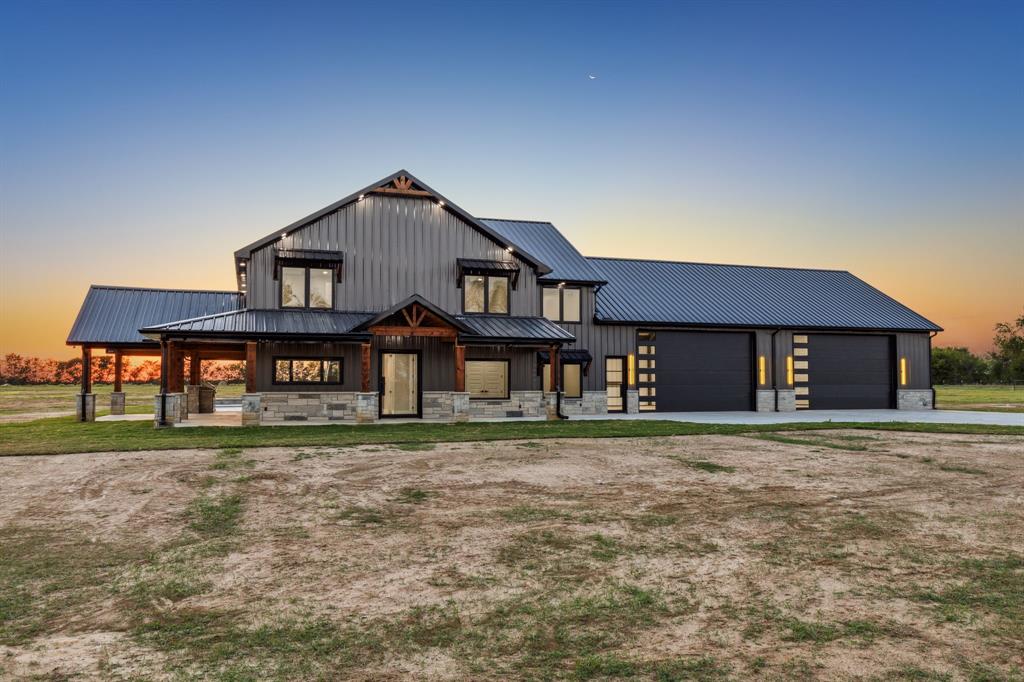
369 175 434 198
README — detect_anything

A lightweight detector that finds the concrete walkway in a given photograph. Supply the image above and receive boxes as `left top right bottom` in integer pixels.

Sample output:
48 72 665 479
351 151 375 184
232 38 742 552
573 409 1024 427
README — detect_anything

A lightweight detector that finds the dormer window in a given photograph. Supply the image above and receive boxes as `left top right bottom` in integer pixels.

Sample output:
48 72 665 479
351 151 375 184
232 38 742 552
456 259 518 315
281 266 333 309
464 275 509 314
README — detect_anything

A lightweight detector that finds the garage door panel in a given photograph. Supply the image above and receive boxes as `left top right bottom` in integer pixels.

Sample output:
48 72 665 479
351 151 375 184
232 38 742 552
806 334 893 409
653 331 752 412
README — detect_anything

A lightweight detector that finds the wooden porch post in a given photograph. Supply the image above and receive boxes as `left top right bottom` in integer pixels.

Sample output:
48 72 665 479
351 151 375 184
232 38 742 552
245 342 257 393
113 350 123 393
189 351 201 385
454 345 466 392
360 343 371 392
81 347 92 394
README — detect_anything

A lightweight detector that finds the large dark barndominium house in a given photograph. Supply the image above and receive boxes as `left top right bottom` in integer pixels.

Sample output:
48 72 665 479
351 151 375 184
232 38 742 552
67 170 941 426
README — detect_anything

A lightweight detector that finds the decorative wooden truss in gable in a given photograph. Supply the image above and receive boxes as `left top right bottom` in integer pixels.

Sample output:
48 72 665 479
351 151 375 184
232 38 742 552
368 302 457 340
369 174 434 198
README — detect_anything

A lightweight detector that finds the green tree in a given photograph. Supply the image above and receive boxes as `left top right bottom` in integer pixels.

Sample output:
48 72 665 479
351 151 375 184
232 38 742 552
989 310 1024 383
932 346 989 384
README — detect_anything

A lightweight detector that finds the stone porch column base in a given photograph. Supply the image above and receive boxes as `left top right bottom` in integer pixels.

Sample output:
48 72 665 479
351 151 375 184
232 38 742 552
76 393 96 422
775 389 797 412
154 393 184 427
241 393 261 426
897 389 934 410
110 392 126 416
452 392 470 422
355 392 379 423
626 389 639 414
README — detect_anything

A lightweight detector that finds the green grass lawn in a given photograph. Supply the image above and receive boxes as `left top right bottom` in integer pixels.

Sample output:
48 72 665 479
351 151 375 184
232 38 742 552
1 416 1022 456
935 384 1024 412
0 383 245 416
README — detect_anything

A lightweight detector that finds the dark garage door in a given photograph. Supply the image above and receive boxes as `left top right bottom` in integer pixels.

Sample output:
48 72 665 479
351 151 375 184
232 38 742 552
654 331 753 411
807 334 893 409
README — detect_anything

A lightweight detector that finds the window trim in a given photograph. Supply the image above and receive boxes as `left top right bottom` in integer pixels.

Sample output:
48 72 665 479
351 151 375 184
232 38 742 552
540 285 582 323
462 274 511 315
465 358 511 401
272 357 344 385
279 265 335 310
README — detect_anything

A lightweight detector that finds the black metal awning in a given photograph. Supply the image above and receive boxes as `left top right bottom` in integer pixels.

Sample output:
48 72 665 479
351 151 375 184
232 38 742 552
274 249 345 282
456 258 521 289
537 349 593 374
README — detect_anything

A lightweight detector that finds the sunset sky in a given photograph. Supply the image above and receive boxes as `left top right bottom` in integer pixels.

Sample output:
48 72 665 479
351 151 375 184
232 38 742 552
1 1 1021 359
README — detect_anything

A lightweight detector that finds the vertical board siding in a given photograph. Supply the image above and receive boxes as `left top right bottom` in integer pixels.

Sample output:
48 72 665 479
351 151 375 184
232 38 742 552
248 195 538 315
896 333 932 389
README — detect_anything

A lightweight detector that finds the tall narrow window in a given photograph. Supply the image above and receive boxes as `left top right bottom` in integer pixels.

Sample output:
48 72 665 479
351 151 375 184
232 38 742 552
464 275 486 313
542 362 583 398
488 276 508 314
542 287 561 320
308 269 333 308
281 267 306 308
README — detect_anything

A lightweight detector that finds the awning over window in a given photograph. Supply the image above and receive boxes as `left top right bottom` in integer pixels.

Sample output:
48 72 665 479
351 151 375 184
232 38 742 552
456 258 521 289
274 249 345 282
537 349 593 374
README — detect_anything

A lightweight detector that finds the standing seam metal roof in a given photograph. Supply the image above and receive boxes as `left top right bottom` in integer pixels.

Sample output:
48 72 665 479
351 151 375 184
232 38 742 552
141 309 374 336
588 258 941 331
67 286 243 345
480 219 606 283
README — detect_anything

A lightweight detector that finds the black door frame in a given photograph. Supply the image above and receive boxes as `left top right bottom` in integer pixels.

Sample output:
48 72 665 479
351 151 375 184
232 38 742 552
605 355 627 413
378 349 423 418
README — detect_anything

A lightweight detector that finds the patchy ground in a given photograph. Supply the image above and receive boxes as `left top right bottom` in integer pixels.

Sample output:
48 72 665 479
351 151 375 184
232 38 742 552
1 431 1021 681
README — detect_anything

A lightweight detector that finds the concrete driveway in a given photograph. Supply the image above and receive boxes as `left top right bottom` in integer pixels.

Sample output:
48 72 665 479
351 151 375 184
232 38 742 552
573 409 1024 427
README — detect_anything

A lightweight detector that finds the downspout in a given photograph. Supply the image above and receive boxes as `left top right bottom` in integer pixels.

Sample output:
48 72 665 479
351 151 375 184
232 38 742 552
929 331 938 410
555 344 568 420
770 329 781 411
159 337 169 427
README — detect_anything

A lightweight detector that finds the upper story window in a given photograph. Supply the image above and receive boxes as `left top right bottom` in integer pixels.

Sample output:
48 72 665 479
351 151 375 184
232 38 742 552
464 275 509 314
542 286 581 323
281 266 333 309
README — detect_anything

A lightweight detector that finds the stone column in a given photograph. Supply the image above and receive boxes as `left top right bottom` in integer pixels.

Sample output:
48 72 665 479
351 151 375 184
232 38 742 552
76 393 96 422
154 393 183 427
355 392 378 423
775 389 797 412
186 384 200 414
241 393 261 426
897 389 933 410
545 392 559 420
110 392 126 415
755 390 775 412
626 389 639 414
452 392 470 422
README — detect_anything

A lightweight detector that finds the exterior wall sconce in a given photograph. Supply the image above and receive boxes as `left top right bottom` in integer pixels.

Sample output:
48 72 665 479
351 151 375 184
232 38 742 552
786 355 794 386
627 352 636 387
900 357 908 386
758 355 767 386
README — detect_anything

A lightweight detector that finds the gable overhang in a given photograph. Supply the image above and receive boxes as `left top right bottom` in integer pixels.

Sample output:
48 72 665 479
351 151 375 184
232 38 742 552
355 294 473 340
233 170 553 285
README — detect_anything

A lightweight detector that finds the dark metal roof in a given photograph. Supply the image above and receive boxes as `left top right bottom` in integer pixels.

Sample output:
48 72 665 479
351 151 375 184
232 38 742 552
538 349 593 364
234 170 552 277
67 286 242 346
455 314 575 343
480 219 606 284
456 258 521 288
589 258 942 332
141 309 374 338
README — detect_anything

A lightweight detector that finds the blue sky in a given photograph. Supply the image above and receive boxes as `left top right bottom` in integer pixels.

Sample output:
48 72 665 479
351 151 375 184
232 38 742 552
1 0 1022 356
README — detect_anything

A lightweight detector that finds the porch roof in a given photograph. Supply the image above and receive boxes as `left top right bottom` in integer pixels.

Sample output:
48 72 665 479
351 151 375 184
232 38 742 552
141 308 374 339
455 315 575 343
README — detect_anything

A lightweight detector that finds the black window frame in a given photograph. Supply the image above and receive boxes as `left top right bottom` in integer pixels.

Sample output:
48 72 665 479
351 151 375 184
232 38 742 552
540 285 582 323
272 357 344 385
279 265 335 310
464 358 511 400
462 274 511 315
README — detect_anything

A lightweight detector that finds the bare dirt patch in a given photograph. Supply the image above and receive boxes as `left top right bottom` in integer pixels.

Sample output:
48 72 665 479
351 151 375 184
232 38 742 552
1 431 1021 680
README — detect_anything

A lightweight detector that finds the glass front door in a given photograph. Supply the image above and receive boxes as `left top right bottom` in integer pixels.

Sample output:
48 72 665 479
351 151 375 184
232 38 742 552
381 352 419 417
606 357 625 413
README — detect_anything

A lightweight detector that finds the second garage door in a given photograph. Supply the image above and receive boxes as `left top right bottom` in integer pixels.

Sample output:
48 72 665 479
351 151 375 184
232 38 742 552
800 334 894 409
645 331 753 411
